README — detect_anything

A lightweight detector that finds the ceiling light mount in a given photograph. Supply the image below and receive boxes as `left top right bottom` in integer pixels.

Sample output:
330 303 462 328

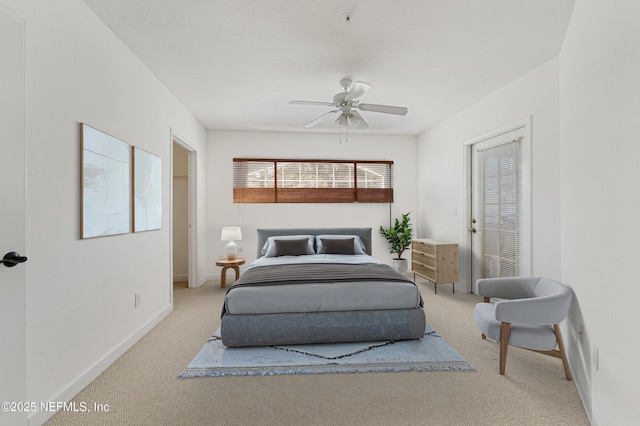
340 78 352 90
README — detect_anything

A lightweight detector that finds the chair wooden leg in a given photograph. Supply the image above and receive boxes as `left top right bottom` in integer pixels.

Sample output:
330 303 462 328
481 298 490 340
499 322 511 375
554 324 572 381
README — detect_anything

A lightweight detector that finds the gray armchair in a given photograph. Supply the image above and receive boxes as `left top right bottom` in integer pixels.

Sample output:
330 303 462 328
473 276 572 380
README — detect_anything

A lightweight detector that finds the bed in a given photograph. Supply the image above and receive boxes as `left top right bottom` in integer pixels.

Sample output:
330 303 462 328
220 227 426 347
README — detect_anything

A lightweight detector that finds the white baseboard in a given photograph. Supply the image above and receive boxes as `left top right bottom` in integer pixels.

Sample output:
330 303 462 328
28 304 173 426
174 274 215 287
198 274 216 287
570 357 592 424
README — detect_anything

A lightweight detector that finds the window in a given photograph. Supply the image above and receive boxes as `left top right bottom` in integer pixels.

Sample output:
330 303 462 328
476 139 522 278
233 158 393 203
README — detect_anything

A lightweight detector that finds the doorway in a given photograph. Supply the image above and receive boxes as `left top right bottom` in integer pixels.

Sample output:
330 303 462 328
465 119 531 294
171 136 197 293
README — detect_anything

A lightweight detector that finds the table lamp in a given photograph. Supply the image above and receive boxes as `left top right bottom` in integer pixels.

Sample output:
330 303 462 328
221 227 242 260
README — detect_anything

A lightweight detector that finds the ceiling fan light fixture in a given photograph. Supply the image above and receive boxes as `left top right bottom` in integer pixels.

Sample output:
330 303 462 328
290 78 407 130
350 110 369 129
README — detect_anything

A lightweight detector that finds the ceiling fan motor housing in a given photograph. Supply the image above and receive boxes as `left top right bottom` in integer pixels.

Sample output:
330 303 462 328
333 92 355 116
333 92 348 104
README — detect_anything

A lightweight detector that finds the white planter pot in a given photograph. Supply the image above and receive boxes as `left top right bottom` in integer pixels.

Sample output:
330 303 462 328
391 258 408 275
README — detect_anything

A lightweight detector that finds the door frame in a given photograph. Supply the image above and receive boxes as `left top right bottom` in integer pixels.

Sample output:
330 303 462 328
463 117 532 293
170 130 198 292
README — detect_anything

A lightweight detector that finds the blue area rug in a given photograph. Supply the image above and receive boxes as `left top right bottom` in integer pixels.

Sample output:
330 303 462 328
178 323 473 377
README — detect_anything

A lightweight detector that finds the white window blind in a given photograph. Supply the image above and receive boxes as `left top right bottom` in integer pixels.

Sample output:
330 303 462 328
477 139 522 278
277 162 354 189
232 158 393 203
357 162 394 189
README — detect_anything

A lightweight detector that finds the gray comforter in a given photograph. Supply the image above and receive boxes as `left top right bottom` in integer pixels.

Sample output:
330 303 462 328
222 261 422 317
231 262 412 287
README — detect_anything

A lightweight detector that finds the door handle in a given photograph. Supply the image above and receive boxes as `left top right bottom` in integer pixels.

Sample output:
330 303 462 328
2 252 28 267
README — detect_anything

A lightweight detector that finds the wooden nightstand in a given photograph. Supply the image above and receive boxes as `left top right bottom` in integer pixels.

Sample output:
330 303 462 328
215 258 245 288
411 239 458 294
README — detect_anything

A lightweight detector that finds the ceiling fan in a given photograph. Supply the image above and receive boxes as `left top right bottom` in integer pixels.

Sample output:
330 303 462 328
289 78 408 129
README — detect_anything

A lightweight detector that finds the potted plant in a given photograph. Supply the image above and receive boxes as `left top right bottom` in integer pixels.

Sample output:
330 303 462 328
379 212 413 274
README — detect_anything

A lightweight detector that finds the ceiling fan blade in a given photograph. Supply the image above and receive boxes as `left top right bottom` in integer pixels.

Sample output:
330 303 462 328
304 109 339 128
358 103 408 116
345 81 372 101
349 110 369 129
290 100 335 106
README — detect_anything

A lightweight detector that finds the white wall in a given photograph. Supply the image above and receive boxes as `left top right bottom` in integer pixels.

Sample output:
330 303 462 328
206 130 417 276
560 1 640 424
417 57 562 293
0 0 206 424
417 2 640 423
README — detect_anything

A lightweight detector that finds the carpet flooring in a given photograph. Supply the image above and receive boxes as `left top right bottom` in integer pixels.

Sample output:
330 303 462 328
46 278 590 425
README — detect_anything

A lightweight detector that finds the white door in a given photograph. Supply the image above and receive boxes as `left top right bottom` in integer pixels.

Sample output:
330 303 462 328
0 6 27 426
470 126 530 292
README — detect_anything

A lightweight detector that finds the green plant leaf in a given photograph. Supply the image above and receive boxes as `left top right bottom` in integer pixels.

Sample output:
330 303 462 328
379 212 413 259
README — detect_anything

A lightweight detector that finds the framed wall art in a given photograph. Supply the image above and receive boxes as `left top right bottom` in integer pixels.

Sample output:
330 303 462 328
132 146 162 232
80 123 131 239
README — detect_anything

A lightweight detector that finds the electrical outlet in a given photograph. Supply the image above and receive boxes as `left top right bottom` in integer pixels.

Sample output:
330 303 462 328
134 292 141 308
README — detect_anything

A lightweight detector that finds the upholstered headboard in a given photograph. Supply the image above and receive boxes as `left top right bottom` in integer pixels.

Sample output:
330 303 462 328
256 228 373 257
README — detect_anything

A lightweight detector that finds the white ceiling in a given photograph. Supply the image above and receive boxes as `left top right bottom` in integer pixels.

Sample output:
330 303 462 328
83 0 575 136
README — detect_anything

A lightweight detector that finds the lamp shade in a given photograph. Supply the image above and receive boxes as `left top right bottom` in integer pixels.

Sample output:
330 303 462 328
221 227 242 242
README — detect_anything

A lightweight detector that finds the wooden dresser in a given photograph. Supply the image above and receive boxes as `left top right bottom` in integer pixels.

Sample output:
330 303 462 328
411 239 459 294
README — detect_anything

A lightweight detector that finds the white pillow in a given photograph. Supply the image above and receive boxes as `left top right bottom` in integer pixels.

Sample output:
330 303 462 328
261 235 315 257
314 235 367 255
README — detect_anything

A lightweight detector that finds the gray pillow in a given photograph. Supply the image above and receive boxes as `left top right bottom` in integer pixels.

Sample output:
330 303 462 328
262 235 315 257
315 234 367 255
275 238 310 257
320 238 356 255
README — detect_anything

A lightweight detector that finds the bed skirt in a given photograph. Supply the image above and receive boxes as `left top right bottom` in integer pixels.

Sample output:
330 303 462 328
220 308 426 347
